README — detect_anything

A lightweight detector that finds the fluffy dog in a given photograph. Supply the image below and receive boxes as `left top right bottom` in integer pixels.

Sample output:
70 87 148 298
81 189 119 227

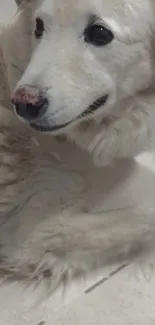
0 0 155 295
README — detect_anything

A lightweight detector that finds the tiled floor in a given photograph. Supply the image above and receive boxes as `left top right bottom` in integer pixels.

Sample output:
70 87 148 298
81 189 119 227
1 2 155 324
0 259 155 325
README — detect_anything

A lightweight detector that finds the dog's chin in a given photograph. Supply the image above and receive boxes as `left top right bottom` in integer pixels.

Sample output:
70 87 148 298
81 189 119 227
30 94 109 134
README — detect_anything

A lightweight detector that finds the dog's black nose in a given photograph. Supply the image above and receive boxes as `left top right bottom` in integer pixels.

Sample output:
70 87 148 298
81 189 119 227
12 85 48 120
14 100 48 120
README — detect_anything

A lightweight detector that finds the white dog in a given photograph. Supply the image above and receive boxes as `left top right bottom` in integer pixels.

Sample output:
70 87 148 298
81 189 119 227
0 0 155 295
10 0 155 166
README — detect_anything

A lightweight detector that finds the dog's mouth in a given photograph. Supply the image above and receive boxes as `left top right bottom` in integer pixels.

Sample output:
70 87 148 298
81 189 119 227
30 95 108 133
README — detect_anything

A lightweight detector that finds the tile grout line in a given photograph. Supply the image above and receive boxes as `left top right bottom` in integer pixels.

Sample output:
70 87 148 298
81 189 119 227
85 264 129 294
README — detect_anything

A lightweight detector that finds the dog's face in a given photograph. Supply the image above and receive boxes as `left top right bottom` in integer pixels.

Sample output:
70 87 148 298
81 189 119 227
11 0 155 134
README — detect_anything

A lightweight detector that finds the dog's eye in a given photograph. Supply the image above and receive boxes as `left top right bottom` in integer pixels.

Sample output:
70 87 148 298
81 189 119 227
35 18 44 39
84 25 114 46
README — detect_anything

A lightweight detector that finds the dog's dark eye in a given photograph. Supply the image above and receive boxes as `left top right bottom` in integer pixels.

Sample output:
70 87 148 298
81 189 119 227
35 18 44 39
84 25 114 46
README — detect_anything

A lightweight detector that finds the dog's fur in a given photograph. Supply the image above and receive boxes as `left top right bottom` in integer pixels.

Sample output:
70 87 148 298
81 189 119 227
11 0 155 166
0 0 155 296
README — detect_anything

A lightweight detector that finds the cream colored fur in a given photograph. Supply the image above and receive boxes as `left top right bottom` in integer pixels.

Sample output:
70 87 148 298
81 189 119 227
11 0 155 167
0 0 155 297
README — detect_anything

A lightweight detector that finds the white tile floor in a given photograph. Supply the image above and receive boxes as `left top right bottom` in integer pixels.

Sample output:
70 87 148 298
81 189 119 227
1 2 155 324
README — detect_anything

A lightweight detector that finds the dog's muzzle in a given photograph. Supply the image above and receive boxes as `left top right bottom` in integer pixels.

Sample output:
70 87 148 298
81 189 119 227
12 86 108 133
30 94 108 133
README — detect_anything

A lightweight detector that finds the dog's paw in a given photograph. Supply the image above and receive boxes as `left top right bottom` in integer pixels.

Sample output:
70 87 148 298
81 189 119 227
27 252 86 299
0 251 80 301
32 254 70 292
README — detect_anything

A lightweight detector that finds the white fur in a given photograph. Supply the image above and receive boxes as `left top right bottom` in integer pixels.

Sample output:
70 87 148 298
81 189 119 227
0 0 155 298
10 0 155 166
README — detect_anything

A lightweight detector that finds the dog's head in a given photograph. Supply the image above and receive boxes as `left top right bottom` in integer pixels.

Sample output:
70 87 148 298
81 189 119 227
5 0 155 164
